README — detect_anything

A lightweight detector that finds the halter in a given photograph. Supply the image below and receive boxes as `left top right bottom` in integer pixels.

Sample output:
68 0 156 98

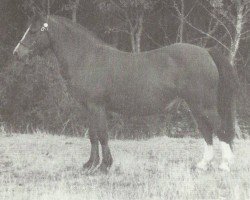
41 23 49 32
19 41 31 49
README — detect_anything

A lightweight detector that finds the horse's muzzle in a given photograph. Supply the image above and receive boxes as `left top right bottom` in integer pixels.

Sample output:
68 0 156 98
13 43 30 60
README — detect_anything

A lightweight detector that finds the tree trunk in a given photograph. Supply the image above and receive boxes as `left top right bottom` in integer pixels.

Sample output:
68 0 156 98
72 0 79 23
130 33 137 53
230 4 244 66
130 15 143 53
173 0 185 43
179 0 184 43
135 15 143 52
47 0 51 16
230 2 245 138
134 33 141 52
130 31 141 53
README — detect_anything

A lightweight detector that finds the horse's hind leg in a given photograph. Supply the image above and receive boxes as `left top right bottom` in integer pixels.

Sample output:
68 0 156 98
188 104 220 170
216 106 235 172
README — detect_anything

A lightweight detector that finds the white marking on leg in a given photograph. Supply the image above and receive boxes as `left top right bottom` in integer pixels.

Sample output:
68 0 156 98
197 141 214 170
221 141 234 162
219 141 234 172
13 25 31 55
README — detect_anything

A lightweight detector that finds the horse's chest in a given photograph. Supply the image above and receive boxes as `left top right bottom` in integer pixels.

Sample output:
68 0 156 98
67 67 111 102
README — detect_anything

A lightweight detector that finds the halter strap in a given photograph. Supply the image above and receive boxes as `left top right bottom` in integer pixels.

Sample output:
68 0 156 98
19 41 30 49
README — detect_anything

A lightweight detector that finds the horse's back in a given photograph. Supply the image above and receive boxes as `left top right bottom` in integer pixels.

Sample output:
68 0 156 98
145 43 220 108
104 43 219 115
107 43 218 80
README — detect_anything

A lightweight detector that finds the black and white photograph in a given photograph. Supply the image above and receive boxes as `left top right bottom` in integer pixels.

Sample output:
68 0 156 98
0 0 249 199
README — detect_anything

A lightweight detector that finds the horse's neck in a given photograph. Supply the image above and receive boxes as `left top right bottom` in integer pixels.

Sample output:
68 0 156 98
50 22 97 68
48 20 103 82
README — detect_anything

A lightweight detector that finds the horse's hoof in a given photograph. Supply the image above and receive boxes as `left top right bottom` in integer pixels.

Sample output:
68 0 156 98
83 161 92 170
85 165 107 176
96 163 110 175
196 161 208 171
82 163 92 173
85 167 97 175
219 162 230 172
82 160 100 174
99 167 109 174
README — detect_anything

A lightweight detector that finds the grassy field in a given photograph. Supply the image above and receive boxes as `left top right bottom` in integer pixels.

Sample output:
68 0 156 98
0 131 249 200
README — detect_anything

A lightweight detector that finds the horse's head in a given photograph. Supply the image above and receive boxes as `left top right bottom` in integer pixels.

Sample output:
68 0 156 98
13 13 51 59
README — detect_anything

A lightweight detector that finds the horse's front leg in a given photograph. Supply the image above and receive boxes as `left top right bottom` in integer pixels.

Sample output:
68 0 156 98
82 132 100 172
97 106 113 173
83 104 101 173
84 103 113 174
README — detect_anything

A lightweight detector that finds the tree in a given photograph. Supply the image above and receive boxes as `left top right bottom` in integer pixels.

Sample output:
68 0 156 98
229 0 249 66
96 0 162 52
201 0 250 137
172 0 185 42
63 0 81 23
206 0 249 66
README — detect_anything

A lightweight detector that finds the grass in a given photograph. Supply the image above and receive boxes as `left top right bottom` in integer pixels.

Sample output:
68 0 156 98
0 131 249 200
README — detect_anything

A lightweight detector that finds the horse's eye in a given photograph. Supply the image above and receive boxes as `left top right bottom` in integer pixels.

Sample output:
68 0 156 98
41 23 49 32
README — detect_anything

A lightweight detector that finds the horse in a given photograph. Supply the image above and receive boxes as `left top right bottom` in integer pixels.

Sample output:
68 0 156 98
13 13 239 173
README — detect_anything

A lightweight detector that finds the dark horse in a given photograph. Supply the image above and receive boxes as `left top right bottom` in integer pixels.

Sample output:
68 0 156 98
13 14 239 173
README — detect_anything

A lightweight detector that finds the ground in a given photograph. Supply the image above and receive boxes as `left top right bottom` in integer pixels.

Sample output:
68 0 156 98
0 131 249 200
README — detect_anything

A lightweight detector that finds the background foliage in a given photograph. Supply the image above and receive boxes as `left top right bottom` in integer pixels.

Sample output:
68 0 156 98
0 0 249 138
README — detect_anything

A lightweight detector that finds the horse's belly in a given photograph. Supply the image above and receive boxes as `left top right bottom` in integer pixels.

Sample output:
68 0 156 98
107 97 162 116
107 86 175 116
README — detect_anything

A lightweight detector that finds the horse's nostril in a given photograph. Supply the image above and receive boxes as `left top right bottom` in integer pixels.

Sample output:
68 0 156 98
13 51 17 57
13 49 19 56
13 51 21 60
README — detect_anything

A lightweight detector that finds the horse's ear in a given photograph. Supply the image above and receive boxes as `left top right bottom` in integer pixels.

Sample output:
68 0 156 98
30 11 45 25
31 5 46 21
31 6 39 16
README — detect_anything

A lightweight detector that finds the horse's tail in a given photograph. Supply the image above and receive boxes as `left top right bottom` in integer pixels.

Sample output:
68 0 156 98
208 48 240 145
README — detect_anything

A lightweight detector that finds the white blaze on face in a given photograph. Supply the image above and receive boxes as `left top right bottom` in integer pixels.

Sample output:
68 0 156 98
13 25 31 55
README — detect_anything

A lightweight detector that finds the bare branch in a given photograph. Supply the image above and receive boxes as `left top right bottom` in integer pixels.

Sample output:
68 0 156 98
240 34 250 40
145 32 163 47
106 26 130 35
198 2 234 43
172 0 181 16
184 0 199 18
184 18 231 52
241 30 250 36
186 36 211 44
108 0 127 16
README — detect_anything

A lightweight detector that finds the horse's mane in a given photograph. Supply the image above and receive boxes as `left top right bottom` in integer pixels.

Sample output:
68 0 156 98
49 15 171 54
50 15 106 46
